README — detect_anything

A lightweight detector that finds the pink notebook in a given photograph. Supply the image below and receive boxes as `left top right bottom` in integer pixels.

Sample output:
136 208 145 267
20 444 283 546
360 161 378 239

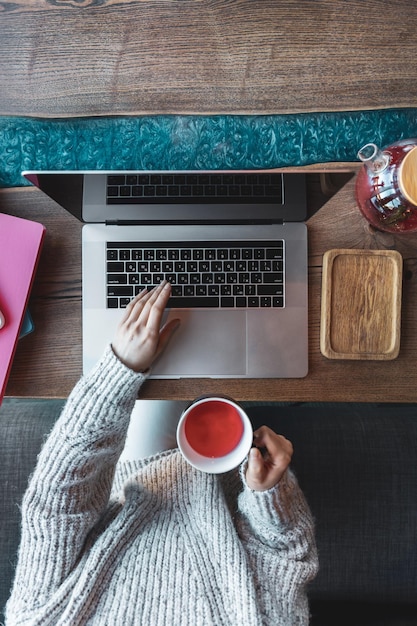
0 213 45 403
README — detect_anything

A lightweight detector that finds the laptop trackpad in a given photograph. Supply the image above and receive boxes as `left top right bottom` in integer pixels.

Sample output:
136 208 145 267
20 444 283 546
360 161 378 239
151 310 247 377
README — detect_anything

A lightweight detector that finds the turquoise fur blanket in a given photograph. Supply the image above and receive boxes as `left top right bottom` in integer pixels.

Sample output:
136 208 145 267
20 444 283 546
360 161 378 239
1 109 417 187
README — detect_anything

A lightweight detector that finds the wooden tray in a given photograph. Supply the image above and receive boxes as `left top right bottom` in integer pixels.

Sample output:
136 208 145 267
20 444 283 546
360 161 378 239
320 249 403 360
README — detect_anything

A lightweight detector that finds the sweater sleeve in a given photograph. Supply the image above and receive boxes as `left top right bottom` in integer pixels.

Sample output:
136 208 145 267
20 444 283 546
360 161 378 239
237 466 318 623
9 346 146 610
237 465 318 565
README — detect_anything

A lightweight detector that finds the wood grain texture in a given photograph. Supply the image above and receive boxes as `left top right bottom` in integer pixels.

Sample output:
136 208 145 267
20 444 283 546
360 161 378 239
4 171 417 402
1 0 417 117
320 249 402 360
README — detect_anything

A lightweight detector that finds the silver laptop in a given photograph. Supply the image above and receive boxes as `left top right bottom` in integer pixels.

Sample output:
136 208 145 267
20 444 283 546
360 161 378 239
23 170 308 378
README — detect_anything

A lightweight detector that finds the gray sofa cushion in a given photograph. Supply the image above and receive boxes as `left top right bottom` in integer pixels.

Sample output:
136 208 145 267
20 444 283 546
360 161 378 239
0 398 64 620
247 403 417 606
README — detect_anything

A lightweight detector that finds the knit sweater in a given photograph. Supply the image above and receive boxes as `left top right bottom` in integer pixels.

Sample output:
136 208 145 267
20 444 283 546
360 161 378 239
6 347 318 626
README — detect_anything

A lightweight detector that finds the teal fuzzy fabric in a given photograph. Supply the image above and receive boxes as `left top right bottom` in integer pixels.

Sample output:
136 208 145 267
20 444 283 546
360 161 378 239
1 109 417 187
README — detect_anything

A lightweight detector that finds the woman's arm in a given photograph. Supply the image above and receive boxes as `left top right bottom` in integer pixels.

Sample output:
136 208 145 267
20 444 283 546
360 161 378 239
13 349 145 599
238 426 318 563
8 282 180 611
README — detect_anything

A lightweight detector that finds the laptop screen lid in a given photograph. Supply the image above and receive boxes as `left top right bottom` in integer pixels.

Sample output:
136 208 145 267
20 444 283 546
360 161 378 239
23 170 307 224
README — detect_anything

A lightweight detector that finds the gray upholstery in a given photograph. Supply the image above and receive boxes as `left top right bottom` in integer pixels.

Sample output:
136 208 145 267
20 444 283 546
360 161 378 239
1 399 417 624
247 403 417 625
0 398 64 621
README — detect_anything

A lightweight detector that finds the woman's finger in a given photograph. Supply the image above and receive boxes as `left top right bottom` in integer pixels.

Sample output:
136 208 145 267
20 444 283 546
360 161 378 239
253 427 293 467
127 281 168 327
118 287 149 324
146 282 172 329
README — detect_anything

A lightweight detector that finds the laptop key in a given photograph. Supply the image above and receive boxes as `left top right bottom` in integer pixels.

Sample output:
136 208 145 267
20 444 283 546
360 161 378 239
108 286 133 297
257 285 284 295
178 274 189 284
261 297 272 307
266 248 284 259
171 286 183 297
108 175 125 185
107 249 118 260
107 261 124 272
168 297 219 308
165 273 177 284
264 273 283 283
108 274 127 284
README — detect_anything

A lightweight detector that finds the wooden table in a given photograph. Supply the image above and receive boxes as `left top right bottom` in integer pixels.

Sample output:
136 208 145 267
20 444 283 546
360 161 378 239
3 0 417 403
4 168 417 402
2 0 417 117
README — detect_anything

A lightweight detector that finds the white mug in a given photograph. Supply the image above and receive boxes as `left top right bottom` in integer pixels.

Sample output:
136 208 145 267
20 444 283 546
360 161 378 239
176 396 253 473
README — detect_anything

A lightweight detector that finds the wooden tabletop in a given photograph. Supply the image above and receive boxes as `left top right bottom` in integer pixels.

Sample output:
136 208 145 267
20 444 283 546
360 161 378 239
2 0 417 117
4 169 417 402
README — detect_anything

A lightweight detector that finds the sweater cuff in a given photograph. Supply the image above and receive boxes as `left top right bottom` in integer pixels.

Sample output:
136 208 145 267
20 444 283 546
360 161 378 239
88 345 148 392
239 462 302 528
66 346 149 435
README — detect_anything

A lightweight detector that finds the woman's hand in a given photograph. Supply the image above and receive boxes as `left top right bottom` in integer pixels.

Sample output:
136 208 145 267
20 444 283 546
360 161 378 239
111 281 180 373
246 425 293 491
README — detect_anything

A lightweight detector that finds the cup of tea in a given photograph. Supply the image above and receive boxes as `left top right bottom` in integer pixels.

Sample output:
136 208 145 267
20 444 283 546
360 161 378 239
176 396 253 473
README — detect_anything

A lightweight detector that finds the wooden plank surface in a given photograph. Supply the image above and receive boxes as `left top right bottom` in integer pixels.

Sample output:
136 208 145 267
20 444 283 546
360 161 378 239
1 0 417 117
4 172 417 402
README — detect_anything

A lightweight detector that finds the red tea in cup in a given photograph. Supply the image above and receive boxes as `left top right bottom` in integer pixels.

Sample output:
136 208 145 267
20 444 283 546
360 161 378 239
184 400 244 457
177 397 253 473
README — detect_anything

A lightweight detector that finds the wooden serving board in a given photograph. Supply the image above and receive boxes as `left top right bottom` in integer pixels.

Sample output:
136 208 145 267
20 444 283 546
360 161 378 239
320 249 403 360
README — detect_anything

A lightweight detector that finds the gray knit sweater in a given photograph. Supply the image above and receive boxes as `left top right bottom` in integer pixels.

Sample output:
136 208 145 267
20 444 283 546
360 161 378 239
6 347 318 626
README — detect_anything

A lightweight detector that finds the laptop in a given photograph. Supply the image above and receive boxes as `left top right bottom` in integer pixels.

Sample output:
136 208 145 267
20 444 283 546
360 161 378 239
23 169 308 378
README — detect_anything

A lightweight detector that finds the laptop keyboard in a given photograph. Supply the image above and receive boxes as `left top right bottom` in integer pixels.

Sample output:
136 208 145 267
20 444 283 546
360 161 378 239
106 173 283 204
106 241 285 310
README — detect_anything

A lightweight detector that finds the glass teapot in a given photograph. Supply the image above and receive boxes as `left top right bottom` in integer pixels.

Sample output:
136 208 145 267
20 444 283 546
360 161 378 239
355 138 417 232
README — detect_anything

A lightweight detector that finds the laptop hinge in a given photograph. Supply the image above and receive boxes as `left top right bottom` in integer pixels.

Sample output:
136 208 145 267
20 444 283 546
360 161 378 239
104 219 285 226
